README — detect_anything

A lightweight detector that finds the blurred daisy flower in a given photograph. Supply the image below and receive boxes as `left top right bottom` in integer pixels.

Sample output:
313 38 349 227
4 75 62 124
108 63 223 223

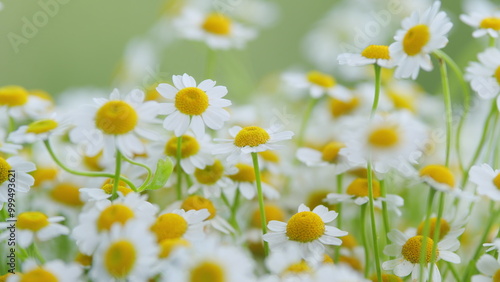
390 1 453 79
419 164 457 193
7 259 82 282
179 195 234 234
473 254 500 282
225 162 279 200
0 128 21 154
79 180 135 202
0 156 35 208
8 114 69 144
263 204 347 261
469 163 500 201
188 159 235 198
461 11 500 38
150 208 209 243
0 85 54 121
282 70 351 100
157 73 231 137
465 48 500 99
161 133 213 174
338 45 395 68
296 141 351 174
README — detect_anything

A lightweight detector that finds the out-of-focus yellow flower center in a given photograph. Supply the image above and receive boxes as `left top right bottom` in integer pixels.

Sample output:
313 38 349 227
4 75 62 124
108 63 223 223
493 173 500 189
104 240 136 278
388 91 415 112
194 160 224 185
401 235 437 263
342 234 358 250
494 67 500 85
165 135 200 158
234 126 270 147
480 17 500 30
307 71 335 88
228 163 255 183
151 213 188 242
75 252 93 267
26 119 58 134
51 183 84 207
145 83 161 101
0 86 29 106
0 157 12 184
286 211 325 242
339 255 362 271
329 97 359 117
202 13 232 35
306 190 334 210
417 217 451 240
97 204 135 231
368 127 399 148
323 254 334 264
251 204 285 228
190 261 225 282
159 238 190 258
284 261 311 274
346 178 381 198
32 167 58 187
83 151 104 171
493 269 500 282
175 87 209 115
259 150 280 163
420 165 455 187
403 24 430 56
371 273 404 282
101 183 133 196
321 142 345 162
17 212 50 231
361 45 390 60
182 195 217 220
95 101 138 135
20 268 57 282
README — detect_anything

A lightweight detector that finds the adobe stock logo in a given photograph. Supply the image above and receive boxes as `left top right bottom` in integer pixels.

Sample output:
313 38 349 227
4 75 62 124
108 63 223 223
7 0 71 54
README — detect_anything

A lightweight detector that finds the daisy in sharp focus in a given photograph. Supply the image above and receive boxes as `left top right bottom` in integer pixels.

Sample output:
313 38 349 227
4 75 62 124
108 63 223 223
338 44 395 68
465 48 500 100
282 70 351 100
389 1 453 79
263 204 348 262
157 73 231 137
6 259 82 282
461 11 500 38
469 163 500 200
0 156 35 208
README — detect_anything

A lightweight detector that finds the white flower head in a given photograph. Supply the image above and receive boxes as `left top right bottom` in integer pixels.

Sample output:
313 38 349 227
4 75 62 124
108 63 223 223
338 45 395 68
472 254 500 282
150 208 210 243
224 161 279 200
419 164 459 193
7 259 82 282
465 48 500 99
188 158 236 198
461 11 500 38
296 141 351 175
8 114 69 144
0 156 35 207
282 70 351 100
470 163 500 201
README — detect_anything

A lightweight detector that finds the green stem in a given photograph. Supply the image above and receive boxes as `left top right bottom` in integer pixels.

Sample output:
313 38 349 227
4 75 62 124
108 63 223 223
43 140 136 191
334 174 343 263
419 188 436 282
121 154 152 189
428 192 446 281
360 204 370 278
371 64 382 118
205 48 217 79
28 243 45 264
251 152 269 256
447 262 460 281
111 150 122 200
379 179 391 243
437 57 453 167
367 161 382 282
8 115 15 134
297 98 319 147
485 114 499 164
230 190 241 233
176 136 183 201
490 36 496 47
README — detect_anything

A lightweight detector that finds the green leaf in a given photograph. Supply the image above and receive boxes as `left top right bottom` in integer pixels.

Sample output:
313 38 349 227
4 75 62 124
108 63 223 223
142 157 173 191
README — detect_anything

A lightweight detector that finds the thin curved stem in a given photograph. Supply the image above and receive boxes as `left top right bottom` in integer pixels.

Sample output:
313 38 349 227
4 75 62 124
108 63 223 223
121 153 152 189
360 204 370 278
428 192 446 281
251 152 269 256
419 188 436 282
111 150 122 200
176 136 183 200
367 161 382 282
437 57 453 167
371 64 382 118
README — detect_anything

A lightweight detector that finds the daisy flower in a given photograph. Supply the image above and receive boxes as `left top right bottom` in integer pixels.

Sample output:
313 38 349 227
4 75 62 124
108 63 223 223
0 211 69 248
157 73 231 137
473 254 500 282
161 133 213 174
264 246 317 281
90 221 159 282
0 85 54 121
174 9 256 50
419 164 457 193
179 195 234 234
263 204 348 262
79 180 134 202
8 114 69 144
296 141 350 174
465 48 500 99
188 158 236 198
282 70 351 100
0 156 36 208
382 229 461 281
214 125 294 163
461 11 500 38
484 238 500 252
7 259 82 282
0 128 21 154
338 45 395 68
69 88 161 159
470 163 500 200
389 1 453 79
150 208 209 243
225 162 279 200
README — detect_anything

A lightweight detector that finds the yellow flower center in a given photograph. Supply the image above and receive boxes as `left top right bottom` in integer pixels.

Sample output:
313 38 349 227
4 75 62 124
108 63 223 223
96 204 135 232
202 13 232 35
194 160 224 185
0 157 12 184
20 268 57 282
368 127 399 148
306 190 335 210
361 45 390 60
32 167 58 187
323 254 334 264
228 163 255 183
259 150 280 163
321 142 345 162
417 217 451 240
341 234 358 250
346 178 381 198
234 126 270 147
388 91 415 112
401 235 437 264
419 165 455 187
26 119 58 134
0 85 29 106
51 183 84 207
181 195 217 220
403 24 430 56
495 66 500 85
95 101 138 135
251 204 286 228
159 238 190 259
284 261 311 274
339 255 363 271
101 183 133 196
175 87 209 116
165 135 200 158
371 274 403 282
480 17 500 30
145 84 161 101
286 211 325 242
83 151 104 171
17 212 50 231
493 269 500 282
75 252 93 267
190 261 225 282
104 240 137 278
329 97 360 118
151 213 188 242
306 71 335 88
493 173 500 189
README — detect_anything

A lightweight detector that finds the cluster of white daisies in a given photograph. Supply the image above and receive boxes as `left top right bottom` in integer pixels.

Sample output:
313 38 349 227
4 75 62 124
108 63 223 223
2 0 500 281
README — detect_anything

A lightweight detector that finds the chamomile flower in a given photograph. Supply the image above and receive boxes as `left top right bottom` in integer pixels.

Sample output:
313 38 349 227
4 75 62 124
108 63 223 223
473 254 500 282
0 128 21 154
389 1 453 79
8 114 69 144
157 73 231 137
484 238 500 252
470 163 500 200
382 229 461 281
264 246 316 281
79 181 134 202
178 195 234 234
225 162 279 200
296 141 350 174
187 158 235 198
282 70 351 100
161 133 213 174
214 125 294 163
150 208 209 243
7 259 82 282
0 156 35 208
461 11 500 38
263 204 347 261
69 88 161 159
174 9 256 50
419 164 457 192
0 211 69 248
465 48 500 99
90 222 159 282
338 45 395 68
0 85 53 121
